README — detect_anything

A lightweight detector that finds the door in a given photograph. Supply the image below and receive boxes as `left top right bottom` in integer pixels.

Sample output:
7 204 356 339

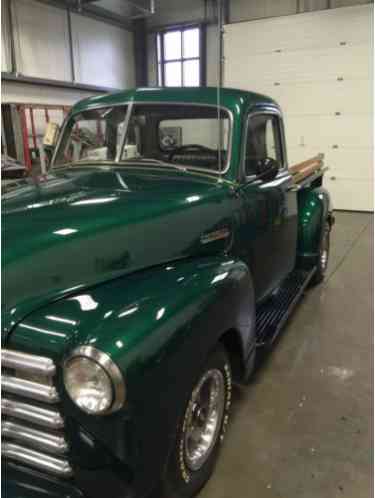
224 5 373 211
238 110 298 303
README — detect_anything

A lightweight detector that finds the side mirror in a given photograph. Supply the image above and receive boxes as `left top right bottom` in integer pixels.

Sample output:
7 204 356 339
255 157 279 182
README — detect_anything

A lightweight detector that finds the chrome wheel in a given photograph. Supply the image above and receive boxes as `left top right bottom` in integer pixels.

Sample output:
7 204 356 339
184 369 225 472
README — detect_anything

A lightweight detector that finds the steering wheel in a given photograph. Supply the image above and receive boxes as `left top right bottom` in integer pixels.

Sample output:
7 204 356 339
168 144 217 161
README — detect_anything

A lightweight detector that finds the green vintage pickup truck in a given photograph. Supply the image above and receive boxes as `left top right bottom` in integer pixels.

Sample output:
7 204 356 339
2 88 334 498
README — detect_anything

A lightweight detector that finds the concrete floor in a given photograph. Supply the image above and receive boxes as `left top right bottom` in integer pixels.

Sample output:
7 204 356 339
200 212 373 498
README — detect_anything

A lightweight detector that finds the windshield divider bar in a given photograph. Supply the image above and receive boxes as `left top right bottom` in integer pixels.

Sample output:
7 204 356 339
116 102 134 163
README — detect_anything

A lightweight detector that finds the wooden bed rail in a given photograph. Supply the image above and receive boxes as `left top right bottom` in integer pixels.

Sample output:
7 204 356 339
289 153 325 184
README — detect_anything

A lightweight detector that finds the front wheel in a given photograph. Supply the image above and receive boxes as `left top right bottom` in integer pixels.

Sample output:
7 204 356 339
311 220 330 285
161 346 232 498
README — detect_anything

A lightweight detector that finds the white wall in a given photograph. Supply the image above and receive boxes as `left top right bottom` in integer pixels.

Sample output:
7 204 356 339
71 13 134 89
206 24 220 86
230 0 297 22
1 81 96 105
11 0 72 81
1 0 11 72
2 0 135 104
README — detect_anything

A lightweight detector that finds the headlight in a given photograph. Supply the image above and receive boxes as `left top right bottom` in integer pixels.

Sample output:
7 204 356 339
64 346 125 415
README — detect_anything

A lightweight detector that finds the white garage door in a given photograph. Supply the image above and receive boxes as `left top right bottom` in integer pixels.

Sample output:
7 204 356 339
224 4 373 211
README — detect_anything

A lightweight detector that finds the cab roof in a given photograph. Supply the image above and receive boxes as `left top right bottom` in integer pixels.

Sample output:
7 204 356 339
71 87 278 115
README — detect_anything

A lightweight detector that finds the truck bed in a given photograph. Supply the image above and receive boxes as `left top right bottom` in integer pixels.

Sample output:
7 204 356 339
289 153 326 189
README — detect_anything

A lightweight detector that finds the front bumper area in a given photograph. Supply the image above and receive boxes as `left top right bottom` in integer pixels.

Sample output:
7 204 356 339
3 462 135 498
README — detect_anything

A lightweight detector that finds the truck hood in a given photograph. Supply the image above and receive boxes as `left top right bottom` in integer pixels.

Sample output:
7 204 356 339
2 166 234 335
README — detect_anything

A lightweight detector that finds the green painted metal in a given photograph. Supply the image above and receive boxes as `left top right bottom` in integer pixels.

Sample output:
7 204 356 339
297 187 331 267
2 87 329 498
2 167 237 337
72 87 276 115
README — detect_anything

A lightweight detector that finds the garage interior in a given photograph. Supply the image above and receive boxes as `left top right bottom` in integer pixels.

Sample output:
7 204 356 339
1 0 373 497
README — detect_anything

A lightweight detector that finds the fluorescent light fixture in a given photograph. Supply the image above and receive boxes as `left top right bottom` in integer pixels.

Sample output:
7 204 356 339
45 315 77 326
118 306 139 318
53 228 77 236
156 307 165 320
211 272 229 284
70 294 99 311
71 197 117 206
186 195 200 203
19 323 67 339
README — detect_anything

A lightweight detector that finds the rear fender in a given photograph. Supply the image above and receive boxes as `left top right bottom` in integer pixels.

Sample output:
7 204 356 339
297 187 331 269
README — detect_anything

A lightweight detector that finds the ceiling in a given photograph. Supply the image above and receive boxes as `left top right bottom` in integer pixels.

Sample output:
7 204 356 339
56 0 155 23
93 0 154 18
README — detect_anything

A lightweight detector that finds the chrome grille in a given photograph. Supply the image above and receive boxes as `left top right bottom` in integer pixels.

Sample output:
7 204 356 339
2 349 73 477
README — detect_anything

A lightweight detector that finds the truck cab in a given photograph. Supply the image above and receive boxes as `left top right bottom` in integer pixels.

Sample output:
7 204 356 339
2 87 333 498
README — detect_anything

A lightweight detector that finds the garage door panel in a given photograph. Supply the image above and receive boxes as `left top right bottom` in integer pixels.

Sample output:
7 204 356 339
325 149 373 180
287 145 323 166
288 147 373 182
225 46 372 87
227 79 372 117
284 115 372 149
225 4 373 211
323 176 373 211
270 79 372 115
225 5 372 55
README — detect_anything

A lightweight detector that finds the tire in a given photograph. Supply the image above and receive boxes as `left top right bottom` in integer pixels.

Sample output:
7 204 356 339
311 220 330 285
161 346 232 498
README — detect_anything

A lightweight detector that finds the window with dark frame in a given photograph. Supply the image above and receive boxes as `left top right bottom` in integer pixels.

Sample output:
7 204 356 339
156 27 202 87
245 114 283 177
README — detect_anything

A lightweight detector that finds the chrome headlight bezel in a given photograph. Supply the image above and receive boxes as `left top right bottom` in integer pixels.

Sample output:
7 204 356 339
63 346 125 415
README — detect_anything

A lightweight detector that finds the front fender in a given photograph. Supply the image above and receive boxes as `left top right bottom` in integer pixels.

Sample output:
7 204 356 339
297 187 331 268
8 255 255 497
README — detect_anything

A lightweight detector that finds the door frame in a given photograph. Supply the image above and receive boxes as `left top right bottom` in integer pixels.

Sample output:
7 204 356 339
239 105 289 183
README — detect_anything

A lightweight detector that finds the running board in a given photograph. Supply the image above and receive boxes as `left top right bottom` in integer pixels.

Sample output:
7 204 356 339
255 268 316 347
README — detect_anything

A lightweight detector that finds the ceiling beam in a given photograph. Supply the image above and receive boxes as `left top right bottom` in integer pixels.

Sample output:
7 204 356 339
2 71 118 93
34 0 134 30
75 0 155 17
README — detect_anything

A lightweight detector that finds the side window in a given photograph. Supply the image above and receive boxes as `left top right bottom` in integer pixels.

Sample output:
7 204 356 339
244 114 282 177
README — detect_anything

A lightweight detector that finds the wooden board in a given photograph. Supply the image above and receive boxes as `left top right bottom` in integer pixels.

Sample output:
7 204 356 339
290 154 324 184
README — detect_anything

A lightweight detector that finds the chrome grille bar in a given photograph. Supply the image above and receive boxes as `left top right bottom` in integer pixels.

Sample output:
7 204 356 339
2 349 55 376
2 398 64 429
3 420 68 454
2 349 72 478
2 375 59 403
3 443 73 477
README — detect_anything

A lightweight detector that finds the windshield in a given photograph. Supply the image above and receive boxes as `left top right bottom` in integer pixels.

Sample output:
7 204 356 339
54 103 231 173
